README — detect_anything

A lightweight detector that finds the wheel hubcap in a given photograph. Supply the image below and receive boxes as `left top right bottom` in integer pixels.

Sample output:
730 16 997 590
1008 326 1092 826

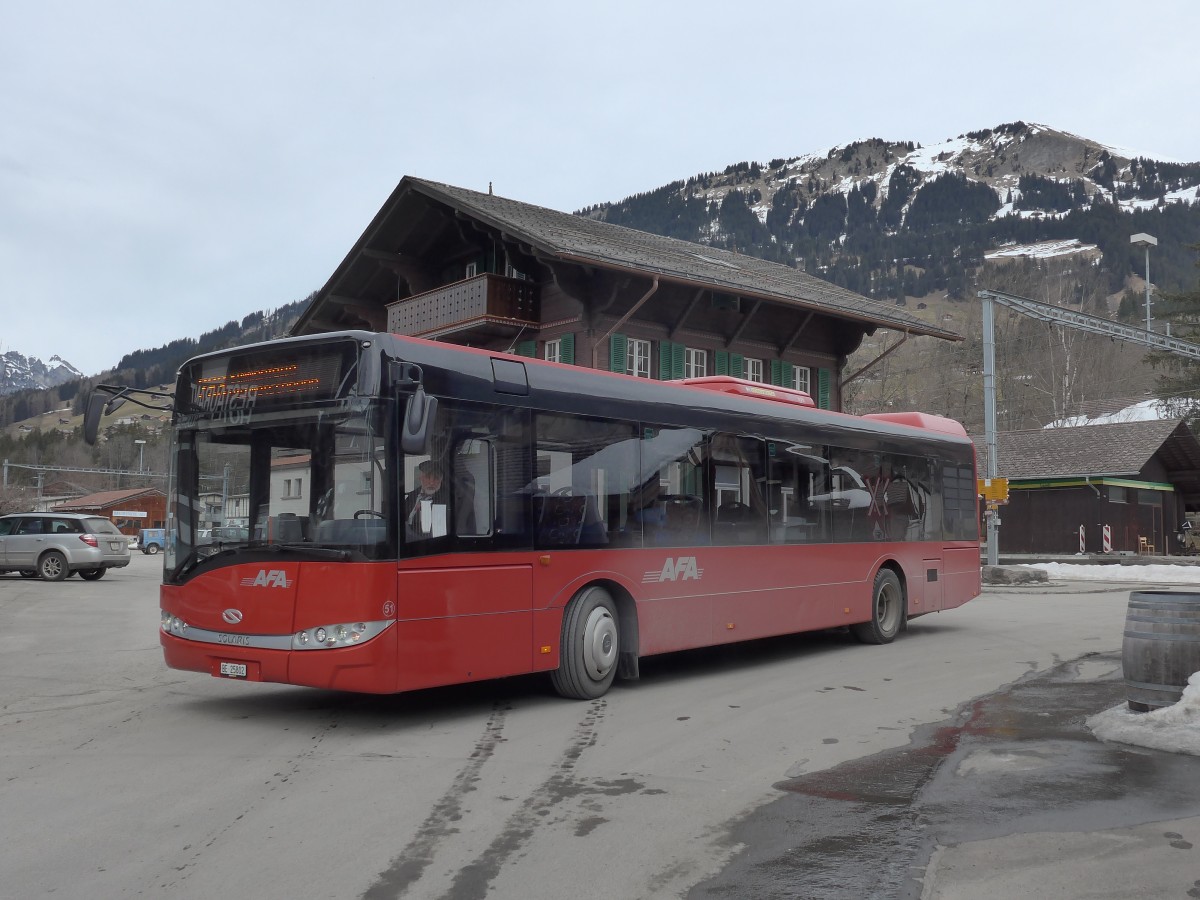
582 607 618 680
877 582 899 631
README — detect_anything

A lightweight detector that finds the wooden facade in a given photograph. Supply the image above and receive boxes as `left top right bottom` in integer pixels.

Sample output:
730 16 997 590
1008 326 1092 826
293 178 961 410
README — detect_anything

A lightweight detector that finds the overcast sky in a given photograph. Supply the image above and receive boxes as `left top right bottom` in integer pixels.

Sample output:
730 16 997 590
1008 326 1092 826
3 0 1198 377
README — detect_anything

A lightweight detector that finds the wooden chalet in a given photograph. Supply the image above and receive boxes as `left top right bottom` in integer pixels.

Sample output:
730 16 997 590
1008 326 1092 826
981 420 1200 556
293 177 961 410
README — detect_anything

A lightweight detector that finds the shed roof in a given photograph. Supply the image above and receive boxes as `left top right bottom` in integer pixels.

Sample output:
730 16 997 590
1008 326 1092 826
54 488 165 511
294 177 962 342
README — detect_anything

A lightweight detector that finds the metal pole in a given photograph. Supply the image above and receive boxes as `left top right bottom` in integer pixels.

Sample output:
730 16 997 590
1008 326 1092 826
982 294 999 566
1144 245 1152 332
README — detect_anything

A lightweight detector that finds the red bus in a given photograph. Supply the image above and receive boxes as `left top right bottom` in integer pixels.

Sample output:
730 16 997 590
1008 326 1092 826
152 330 980 699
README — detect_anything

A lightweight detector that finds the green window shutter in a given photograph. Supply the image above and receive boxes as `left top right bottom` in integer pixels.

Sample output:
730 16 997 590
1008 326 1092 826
516 340 537 358
560 333 575 365
818 368 831 409
731 353 744 378
609 333 627 374
715 351 729 376
770 359 785 386
671 343 685 380
658 340 674 380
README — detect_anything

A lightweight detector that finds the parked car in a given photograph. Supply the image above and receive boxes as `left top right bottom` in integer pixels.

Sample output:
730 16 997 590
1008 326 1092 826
0 512 132 581
138 528 167 555
211 525 249 542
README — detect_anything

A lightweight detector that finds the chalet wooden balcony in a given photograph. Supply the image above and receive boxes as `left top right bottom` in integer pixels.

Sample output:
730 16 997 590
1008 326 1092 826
386 274 540 340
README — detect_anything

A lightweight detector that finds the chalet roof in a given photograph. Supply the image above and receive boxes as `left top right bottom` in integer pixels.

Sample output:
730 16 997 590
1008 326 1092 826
294 176 961 342
55 487 165 510
976 419 1200 508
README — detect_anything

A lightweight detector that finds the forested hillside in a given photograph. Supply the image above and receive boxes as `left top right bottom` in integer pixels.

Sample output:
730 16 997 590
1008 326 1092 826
0 297 309 431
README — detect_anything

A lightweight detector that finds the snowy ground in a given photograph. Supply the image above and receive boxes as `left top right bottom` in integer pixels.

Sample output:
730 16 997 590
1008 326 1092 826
1017 561 1200 756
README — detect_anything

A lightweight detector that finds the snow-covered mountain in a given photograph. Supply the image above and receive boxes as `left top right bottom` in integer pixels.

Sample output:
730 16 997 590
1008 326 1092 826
0 351 83 396
583 121 1200 302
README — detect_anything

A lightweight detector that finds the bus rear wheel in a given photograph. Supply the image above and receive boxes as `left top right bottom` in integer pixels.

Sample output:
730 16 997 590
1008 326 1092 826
552 586 619 700
852 569 904 644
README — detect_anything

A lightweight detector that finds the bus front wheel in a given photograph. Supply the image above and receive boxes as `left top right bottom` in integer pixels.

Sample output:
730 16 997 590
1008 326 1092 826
852 568 904 644
552 586 619 700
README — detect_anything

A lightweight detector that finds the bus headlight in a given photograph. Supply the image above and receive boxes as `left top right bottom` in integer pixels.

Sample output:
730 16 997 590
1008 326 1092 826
292 620 390 650
161 611 189 636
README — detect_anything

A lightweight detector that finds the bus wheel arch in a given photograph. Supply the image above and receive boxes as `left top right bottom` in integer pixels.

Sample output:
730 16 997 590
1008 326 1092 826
851 563 906 645
551 581 639 700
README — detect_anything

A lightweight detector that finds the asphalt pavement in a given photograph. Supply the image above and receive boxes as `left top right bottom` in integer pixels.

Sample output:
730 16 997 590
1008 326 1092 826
690 579 1200 900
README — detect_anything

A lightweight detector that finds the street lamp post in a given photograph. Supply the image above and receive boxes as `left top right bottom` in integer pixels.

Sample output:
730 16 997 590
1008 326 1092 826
134 439 146 474
1131 232 1158 331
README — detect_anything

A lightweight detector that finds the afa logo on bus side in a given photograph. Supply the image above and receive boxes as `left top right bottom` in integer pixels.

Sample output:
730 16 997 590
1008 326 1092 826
643 556 704 584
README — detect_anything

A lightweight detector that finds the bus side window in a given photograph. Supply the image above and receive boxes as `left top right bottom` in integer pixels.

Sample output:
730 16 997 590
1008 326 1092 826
453 439 492 537
711 434 767 546
533 413 637 547
768 441 829 544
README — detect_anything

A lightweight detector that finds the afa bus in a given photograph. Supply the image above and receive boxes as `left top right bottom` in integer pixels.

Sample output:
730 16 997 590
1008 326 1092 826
129 330 979 700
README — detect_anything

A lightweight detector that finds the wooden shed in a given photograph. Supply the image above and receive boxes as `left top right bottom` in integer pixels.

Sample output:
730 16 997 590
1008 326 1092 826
53 488 167 537
980 420 1200 555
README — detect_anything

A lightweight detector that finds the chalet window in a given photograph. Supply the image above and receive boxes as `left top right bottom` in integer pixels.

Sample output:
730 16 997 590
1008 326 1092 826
627 338 650 378
684 348 707 378
1108 486 1126 503
505 263 525 280
770 362 829 408
658 341 685 380
544 334 576 365
283 478 303 499
714 351 745 378
465 262 478 278
744 358 763 382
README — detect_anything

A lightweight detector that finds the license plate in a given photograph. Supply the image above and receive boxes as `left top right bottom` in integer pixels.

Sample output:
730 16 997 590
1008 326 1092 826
109 542 124 551
219 661 248 678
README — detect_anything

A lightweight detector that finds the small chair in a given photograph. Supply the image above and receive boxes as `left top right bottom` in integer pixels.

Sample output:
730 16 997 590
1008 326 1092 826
1139 536 1155 556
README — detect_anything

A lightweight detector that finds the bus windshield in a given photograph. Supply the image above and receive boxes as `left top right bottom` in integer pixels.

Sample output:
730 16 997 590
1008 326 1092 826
165 399 393 579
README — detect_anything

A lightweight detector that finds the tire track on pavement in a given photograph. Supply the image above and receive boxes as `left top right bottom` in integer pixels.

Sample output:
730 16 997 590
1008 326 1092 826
438 699 608 900
362 702 510 899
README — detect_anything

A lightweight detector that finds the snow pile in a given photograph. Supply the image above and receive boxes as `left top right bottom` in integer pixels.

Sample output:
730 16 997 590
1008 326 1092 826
1087 671 1200 757
1048 398 1168 428
1018 562 1200 585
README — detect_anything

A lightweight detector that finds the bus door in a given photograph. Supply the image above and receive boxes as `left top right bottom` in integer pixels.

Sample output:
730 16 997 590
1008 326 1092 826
395 405 537 691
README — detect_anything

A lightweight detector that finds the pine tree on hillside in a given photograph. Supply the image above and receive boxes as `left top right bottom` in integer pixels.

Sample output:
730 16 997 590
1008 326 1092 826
1149 244 1200 419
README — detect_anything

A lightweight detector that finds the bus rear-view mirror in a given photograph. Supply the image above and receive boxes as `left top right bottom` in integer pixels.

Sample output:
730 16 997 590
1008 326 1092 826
401 386 438 455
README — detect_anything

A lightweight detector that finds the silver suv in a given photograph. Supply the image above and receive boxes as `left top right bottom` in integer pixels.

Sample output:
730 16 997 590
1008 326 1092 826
0 512 132 581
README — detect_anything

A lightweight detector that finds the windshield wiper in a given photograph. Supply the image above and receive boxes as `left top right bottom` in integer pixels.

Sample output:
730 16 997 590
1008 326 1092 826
176 546 240 578
263 542 352 561
174 542 352 579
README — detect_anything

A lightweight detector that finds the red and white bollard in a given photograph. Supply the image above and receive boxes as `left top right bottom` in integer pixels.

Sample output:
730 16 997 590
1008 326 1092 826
1102 524 1112 553
1079 525 1086 554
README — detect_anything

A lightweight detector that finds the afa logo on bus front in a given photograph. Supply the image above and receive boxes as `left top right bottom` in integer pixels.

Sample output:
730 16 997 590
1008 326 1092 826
240 569 292 588
643 556 703 583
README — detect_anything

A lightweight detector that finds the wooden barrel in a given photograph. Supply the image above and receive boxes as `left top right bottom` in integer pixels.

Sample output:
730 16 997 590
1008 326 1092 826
1123 591 1200 712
